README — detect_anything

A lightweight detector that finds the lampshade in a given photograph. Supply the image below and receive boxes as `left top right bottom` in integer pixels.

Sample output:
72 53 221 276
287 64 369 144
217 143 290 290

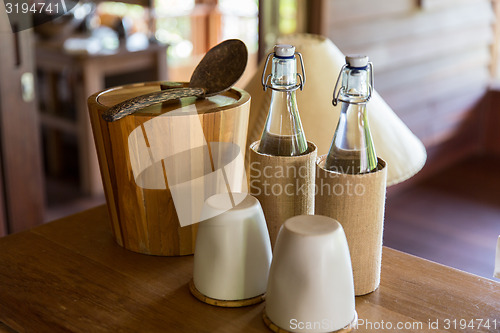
245 34 426 186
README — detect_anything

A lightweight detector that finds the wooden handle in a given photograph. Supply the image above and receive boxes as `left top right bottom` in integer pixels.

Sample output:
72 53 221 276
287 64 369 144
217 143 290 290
102 87 205 122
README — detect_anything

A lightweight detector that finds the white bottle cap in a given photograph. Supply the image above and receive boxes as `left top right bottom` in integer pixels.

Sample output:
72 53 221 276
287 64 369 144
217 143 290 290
346 55 369 68
274 44 295 57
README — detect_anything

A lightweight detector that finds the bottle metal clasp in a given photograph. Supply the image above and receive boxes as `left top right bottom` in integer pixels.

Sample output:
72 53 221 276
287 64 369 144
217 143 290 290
261 51 306 92
332 62 374 106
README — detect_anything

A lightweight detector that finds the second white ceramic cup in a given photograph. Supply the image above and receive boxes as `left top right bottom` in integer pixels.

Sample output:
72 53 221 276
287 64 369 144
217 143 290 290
264 215 356 333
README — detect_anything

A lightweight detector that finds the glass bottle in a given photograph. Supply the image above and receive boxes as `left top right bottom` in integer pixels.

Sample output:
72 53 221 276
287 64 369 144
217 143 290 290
324 55 377 174
257 44 308 156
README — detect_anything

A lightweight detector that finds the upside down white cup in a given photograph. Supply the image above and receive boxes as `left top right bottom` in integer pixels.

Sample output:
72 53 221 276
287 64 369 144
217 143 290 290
191 192 272 307
264 215 356 333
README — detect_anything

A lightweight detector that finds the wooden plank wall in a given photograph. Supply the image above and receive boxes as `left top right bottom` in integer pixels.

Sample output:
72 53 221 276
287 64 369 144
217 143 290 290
0 26 45 232
481 88 500 155
317 0 494 154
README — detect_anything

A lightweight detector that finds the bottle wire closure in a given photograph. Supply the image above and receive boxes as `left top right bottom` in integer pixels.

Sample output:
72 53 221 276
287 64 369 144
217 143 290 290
332 62 374 106
261 52 306 92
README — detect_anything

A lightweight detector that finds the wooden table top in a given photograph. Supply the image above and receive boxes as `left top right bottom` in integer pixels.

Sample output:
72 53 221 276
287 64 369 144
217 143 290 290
0 205 498 332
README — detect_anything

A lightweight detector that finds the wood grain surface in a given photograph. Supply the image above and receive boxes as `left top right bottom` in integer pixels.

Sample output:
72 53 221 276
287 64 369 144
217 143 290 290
0 205 498 332
88 81 250 256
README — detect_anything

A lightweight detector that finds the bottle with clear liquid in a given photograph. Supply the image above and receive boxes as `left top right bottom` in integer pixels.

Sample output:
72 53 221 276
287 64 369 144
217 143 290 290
257 45 308 156
324 55 377 174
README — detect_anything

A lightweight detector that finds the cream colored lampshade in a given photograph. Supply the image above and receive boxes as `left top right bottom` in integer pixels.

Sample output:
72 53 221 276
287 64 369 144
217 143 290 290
245 34 426 185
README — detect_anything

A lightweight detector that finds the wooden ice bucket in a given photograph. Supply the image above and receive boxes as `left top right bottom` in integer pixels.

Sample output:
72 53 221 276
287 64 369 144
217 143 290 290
88 81 251 256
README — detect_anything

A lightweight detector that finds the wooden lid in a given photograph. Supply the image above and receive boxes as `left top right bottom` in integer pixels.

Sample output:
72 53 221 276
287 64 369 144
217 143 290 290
95 81 249 117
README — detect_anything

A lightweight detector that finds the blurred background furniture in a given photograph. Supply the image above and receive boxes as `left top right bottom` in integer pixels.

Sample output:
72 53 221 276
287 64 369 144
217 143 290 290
36 40 167 196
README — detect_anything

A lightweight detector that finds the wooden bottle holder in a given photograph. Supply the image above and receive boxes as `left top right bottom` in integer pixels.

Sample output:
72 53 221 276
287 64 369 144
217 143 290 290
248 141 317 248
315 155 387 296
87 81 250 256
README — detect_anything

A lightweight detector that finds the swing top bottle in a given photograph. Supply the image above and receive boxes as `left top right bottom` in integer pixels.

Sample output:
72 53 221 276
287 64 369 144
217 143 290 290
257 45 308 156
324 55 377 174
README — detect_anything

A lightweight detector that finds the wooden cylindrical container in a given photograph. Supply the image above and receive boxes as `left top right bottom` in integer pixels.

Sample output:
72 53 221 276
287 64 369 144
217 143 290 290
87 81 251 256
248 141 317 248
315 155 387 295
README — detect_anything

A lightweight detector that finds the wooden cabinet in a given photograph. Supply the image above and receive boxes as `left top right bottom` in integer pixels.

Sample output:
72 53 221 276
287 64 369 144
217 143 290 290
36 41 168 195
0 28 45 234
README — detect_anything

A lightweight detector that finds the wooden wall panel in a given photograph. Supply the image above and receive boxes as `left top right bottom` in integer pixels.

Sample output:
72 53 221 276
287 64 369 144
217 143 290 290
0 154 6 237
320 0 494 153
323 0 417 25
375 46 491 93
382 66 490 113
333 23 492 73
398 85 487 145
327 1 493 49
0 18 45 232
420 0 488 11
480 88 500 155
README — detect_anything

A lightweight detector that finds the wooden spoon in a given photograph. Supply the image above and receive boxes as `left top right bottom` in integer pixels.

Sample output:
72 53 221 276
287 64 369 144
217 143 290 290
102 39 248 122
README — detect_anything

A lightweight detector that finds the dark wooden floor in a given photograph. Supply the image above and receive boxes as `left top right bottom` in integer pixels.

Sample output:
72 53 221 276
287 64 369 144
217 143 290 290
44 154 500 280
384 154 500 280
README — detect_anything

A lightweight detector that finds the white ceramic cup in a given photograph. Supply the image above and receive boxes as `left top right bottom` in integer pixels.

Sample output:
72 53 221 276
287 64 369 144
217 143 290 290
264 215 356 333
192 192 272 304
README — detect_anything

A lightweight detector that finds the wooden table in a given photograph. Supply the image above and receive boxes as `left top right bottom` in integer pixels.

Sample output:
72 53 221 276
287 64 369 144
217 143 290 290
0 205 498 332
